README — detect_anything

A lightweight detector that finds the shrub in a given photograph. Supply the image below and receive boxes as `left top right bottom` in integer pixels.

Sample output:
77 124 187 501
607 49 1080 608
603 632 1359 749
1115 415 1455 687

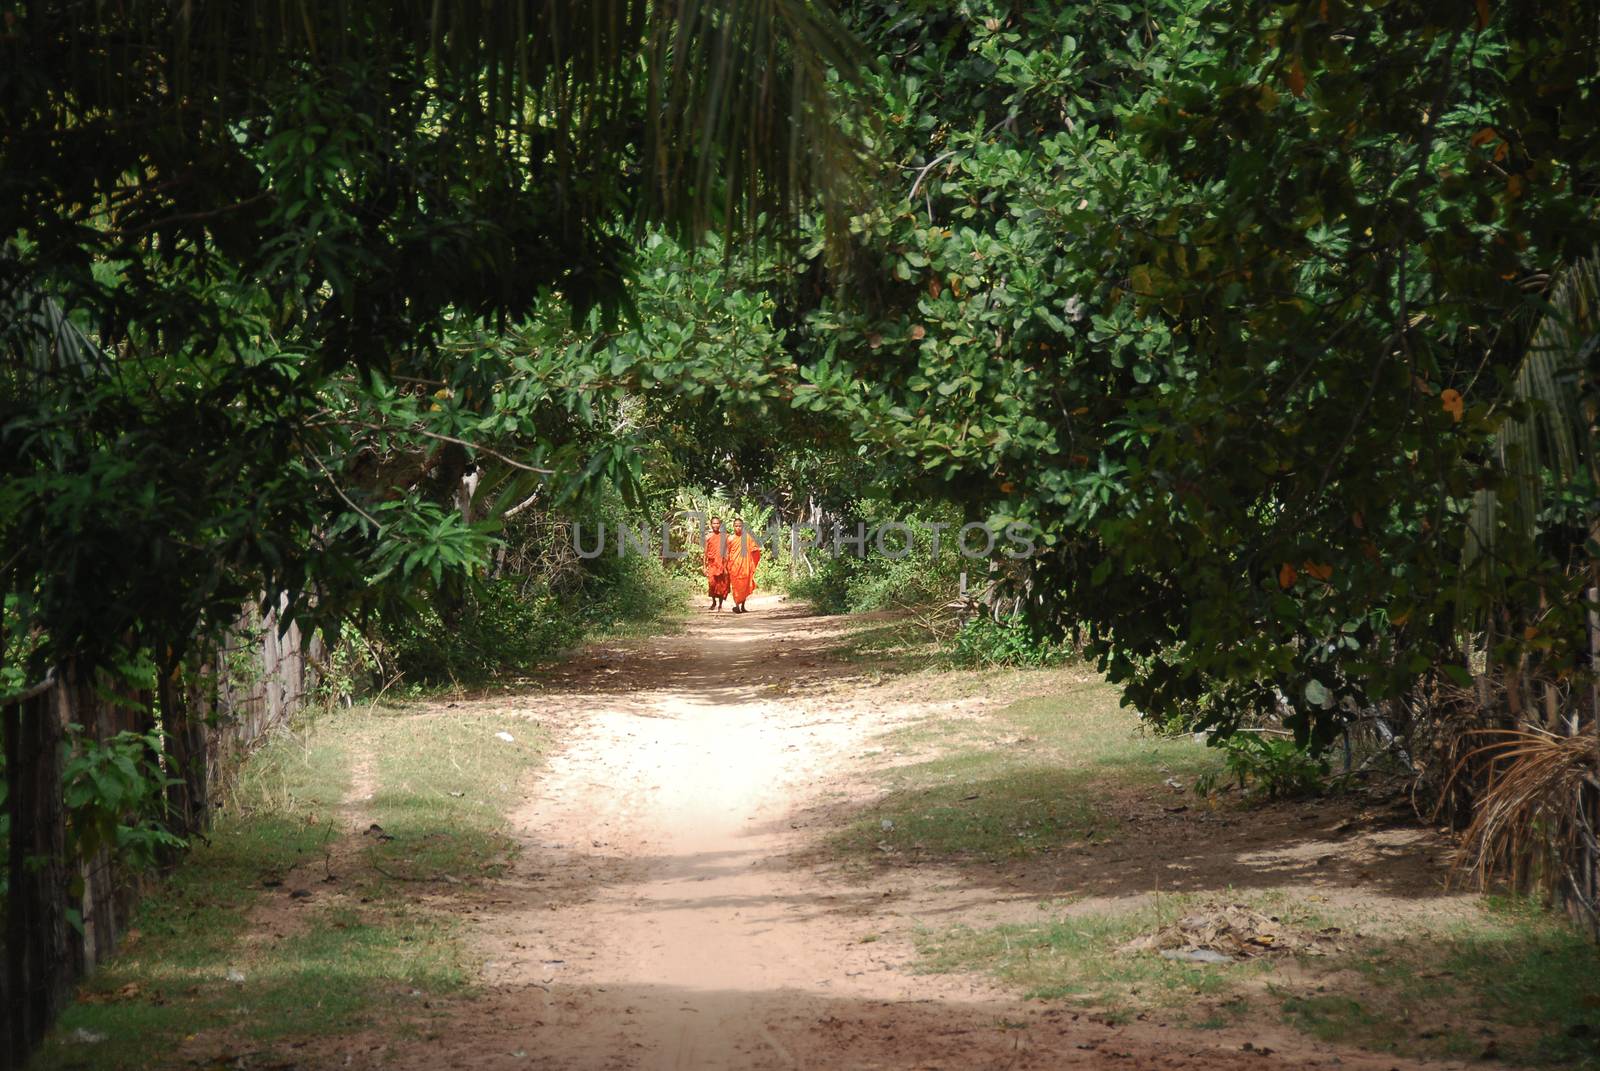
789 505 966 614
63 727 187 871
1195 732 1331 800
789 552 859 614
848 547 958 611
379 576 581 687
946 615 1069 668
578 541 692 633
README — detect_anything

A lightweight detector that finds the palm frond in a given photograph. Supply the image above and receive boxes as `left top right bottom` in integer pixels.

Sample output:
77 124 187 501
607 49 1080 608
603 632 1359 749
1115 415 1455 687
642 0 864 236
12 0 864 242
0 273 107 380
1447 727 1599 895
1463 255 1600 576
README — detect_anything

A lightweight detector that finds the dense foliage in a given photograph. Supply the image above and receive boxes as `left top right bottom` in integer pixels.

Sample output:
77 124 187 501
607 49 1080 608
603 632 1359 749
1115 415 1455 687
2 0 856 684
777 0 1600 749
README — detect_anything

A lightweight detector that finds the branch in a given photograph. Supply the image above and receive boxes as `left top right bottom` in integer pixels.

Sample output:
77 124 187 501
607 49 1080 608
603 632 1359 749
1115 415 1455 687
306 450 386 531
350 421 554 475
503 491 543 519
0 665 58 707
907 151 958 212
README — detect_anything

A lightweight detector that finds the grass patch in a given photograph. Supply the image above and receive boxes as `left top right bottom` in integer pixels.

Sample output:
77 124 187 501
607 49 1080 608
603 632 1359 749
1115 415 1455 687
360 710 542 882
1274 895 1600 1067
1448 900 1600 1066
920 887 1600 1067
834 679 1220 862
916 894 1279 1010
997 690 1219 781
867 655 1600 1064
35 705 546 1070
831 618 944 674
36 725 352 1069
836 760 1102 860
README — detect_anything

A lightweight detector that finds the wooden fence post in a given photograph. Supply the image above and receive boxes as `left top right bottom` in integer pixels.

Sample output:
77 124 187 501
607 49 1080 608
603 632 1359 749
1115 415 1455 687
72 668 150 978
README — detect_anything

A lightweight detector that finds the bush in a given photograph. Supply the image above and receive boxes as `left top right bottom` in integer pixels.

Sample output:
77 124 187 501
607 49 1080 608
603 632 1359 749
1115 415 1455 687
789 552 859 614
375 502 694 690
578 540 693 634
946 615 1069 668
379 576 581 687
753 547 790 596
788 505 965 614
849 548 958 611
1195 732 1331 800
63 727 186 872
373 475 710 690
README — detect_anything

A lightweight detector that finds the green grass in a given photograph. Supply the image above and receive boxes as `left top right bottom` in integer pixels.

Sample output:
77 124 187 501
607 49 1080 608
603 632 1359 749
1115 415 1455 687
917 885 1600 1067
833 682 1221 862
836 758 1103 859
360 710 541 881
831 618 944 674
34 706 546 1070
916 893 1289 1012
1449 901 1600 1066
1274 896 1600 1067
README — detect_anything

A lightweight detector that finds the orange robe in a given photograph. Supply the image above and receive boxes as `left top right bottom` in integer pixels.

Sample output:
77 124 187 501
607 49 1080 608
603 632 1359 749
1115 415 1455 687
726 532 761 604
704 532 730 599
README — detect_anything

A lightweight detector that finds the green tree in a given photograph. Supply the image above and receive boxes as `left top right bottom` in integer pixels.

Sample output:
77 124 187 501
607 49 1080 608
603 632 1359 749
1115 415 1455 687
780 0 1600 749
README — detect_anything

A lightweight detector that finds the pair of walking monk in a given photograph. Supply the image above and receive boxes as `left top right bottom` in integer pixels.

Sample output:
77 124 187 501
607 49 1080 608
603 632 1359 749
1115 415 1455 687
703 517 761 613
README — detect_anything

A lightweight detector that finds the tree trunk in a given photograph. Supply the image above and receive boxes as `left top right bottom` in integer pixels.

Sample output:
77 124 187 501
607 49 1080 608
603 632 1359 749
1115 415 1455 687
4 666 72 1070
72 664 147 980
161 650 211 840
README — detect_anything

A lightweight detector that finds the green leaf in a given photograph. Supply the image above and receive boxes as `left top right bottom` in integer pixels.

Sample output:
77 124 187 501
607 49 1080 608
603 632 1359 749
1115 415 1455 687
1303 679 1332 708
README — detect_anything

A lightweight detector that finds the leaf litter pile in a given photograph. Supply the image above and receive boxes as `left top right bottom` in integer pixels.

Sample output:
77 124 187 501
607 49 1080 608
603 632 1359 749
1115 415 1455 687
1123 903 1347 965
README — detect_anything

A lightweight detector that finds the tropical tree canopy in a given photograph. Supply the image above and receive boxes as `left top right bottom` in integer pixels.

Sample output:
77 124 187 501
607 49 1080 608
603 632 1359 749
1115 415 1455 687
6 1 1600 1061
1 0 863 673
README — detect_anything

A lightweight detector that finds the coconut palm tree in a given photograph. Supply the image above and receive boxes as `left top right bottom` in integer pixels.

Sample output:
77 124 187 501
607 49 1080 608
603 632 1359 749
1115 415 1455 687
1464 257 1600 701
1467 258 1600 565
1452 256 1600 925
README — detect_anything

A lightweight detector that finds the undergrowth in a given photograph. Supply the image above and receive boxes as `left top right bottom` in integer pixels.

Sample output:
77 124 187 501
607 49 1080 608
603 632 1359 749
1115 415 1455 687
34 706 545 1070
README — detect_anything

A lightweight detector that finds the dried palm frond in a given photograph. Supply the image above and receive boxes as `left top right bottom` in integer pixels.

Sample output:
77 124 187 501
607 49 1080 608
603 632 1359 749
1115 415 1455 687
1447 726 1599 895
1407 678 1492 822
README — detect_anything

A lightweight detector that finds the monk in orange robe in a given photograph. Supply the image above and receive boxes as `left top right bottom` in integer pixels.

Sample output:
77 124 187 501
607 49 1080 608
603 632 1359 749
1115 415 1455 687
703 517 730 610
726 517 762 614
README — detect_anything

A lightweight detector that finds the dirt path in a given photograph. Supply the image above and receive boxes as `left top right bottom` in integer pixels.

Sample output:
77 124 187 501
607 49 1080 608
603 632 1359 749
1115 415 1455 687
361 597 1483 1071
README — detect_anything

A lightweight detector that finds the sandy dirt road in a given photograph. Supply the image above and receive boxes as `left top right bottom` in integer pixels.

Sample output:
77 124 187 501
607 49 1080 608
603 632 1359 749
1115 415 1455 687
360 596 1481 1071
